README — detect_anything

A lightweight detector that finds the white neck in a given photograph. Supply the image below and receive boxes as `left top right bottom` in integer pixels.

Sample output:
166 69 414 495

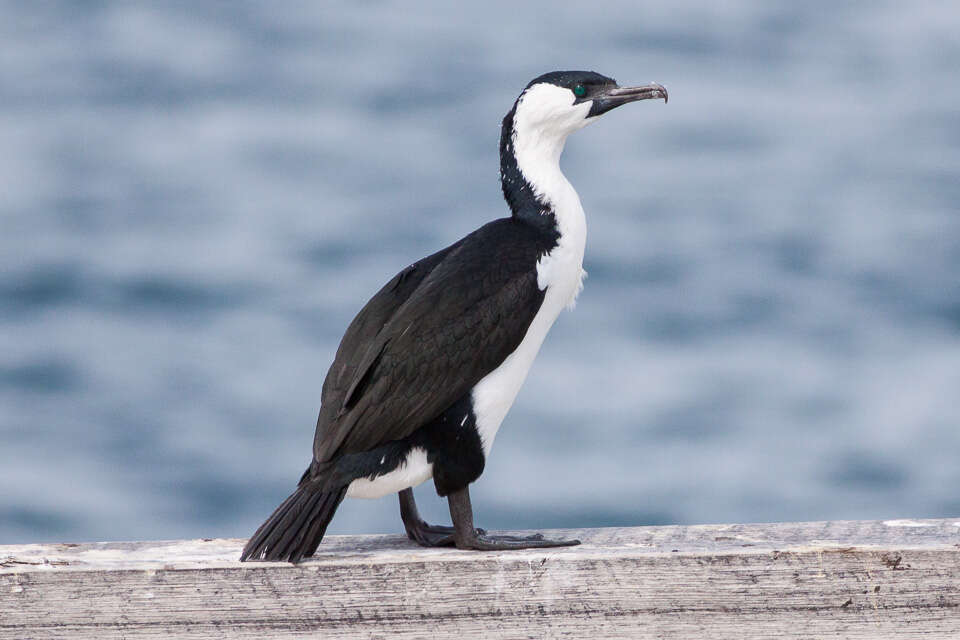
511 85 589 304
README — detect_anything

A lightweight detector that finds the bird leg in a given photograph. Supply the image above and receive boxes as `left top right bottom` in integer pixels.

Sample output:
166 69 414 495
447 486 581 550
399 488 484 547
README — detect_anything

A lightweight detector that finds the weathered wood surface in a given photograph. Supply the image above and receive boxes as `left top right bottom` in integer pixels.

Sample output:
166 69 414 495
2 518 959 639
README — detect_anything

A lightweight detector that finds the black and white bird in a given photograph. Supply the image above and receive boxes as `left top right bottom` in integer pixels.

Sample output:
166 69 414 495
241 70 667 563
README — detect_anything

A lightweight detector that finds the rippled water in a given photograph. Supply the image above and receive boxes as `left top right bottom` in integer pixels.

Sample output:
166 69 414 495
2 1 959 544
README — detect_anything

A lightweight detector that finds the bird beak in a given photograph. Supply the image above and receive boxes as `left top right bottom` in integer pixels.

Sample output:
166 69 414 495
588 83 668 117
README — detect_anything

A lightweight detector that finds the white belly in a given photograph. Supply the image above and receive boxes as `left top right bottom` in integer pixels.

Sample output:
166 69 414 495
345 447 433 499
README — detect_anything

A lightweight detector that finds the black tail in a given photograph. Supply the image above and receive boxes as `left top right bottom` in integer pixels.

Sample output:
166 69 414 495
240 477 347 564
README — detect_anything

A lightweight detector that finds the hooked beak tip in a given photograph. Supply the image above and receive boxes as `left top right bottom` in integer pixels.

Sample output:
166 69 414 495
608 82 668 104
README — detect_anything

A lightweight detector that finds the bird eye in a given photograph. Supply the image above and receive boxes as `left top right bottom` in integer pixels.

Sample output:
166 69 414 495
573 84 586 97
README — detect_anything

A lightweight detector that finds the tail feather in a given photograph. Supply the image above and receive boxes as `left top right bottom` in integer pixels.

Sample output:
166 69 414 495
274 489 325 557
240 479 347 563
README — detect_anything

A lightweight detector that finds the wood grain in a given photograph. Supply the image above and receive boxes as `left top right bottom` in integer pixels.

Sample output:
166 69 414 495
2 518 959 639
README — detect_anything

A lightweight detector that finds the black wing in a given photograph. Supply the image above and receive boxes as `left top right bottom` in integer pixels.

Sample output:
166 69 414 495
312 218 553 464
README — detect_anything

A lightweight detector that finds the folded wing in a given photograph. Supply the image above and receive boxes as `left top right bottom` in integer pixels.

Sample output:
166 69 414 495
312 218 553 464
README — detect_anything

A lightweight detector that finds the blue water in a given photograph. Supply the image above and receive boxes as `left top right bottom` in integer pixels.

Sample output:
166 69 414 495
2 1 959 545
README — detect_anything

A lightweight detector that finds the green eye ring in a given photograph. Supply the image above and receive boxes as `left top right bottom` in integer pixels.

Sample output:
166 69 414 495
573 84 586 97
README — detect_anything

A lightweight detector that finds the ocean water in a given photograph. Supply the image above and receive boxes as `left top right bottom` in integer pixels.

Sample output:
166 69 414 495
2 1 959 545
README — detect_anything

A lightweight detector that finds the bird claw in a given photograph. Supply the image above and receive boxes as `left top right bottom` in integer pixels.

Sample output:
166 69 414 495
406 520 485 547
456 531 580 550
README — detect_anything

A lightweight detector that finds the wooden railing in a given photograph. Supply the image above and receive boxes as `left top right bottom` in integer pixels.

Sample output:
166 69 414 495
2 518 959 638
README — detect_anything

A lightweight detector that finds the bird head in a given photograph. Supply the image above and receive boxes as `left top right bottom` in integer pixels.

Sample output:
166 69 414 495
499 71 667 220
511 70 667 142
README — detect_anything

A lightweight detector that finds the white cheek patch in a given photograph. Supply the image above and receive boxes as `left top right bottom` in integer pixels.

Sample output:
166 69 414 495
515 83 593 136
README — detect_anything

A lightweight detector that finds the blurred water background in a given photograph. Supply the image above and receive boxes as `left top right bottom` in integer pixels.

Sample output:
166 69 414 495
2 1 959 545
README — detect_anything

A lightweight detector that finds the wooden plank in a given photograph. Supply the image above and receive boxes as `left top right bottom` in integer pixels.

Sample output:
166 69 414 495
2 518 959 639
